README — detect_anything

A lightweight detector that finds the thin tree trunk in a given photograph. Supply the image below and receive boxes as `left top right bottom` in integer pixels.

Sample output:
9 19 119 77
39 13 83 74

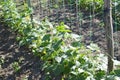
103 0 114 73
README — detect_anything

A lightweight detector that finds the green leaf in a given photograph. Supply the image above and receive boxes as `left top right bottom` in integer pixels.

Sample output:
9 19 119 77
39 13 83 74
87 43 100 52
56 22 71 33
42 34 51 41
95 70 106 80
113 69 120 77
71 41 81 47
40 42 50 47
54 64 64 76
78 68 84 73
55 56 62 63
53 39 63 51
75 61 80 67
78 72 90 80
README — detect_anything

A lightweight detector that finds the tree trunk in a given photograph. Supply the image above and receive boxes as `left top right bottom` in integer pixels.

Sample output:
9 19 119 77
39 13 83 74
103 0 114 73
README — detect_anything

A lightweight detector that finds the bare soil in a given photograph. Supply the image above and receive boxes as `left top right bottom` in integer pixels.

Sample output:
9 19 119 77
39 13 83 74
0 24 45 80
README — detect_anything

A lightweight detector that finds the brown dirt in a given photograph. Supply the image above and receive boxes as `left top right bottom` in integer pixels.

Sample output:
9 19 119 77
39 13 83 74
0 24 45 80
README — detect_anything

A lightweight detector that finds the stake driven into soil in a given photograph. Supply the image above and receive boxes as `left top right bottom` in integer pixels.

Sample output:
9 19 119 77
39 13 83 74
104 0 114 73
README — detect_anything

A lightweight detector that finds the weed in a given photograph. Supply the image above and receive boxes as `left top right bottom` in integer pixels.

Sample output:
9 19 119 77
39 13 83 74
12 61 20 72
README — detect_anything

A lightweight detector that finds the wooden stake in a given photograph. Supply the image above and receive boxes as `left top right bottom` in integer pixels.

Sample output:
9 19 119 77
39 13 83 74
103 0 114 73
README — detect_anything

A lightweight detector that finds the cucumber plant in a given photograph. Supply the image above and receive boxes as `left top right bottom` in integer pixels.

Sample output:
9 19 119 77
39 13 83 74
1 0 120 80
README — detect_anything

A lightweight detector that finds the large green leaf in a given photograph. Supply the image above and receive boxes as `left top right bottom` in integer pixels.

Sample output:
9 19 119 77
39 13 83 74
42 34 51 41
52 39 63 51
